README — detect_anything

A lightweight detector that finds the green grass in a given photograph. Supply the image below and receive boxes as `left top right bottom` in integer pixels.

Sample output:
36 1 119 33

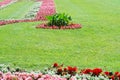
0 0 120 71
0 0 36 20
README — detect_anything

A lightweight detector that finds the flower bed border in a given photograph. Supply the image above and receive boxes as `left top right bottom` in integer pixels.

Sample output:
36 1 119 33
0 63 120 80
36 23 82 29
0 19 40 26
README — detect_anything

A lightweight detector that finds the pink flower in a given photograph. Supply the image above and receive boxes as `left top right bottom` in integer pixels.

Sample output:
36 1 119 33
25 77 32 80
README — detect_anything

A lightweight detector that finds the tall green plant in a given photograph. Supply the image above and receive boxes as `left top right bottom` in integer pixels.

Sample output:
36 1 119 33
47 13 72 29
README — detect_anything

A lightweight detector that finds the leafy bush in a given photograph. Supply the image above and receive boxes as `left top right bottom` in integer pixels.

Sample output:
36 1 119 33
47 13 72 29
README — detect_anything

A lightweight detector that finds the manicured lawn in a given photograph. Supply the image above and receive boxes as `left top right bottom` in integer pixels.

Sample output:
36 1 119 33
0 0 120 71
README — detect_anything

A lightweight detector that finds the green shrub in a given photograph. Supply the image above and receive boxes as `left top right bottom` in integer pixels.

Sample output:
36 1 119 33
47 13 72 29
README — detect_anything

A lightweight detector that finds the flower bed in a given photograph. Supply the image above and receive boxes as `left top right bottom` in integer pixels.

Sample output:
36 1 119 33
0 63 120 80
36 13 82 30
0 19 39 26
0 0 56 26
36 23 82 29
35 0 56 20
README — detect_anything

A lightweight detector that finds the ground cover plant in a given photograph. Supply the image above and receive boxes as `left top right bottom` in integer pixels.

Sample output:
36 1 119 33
0 0 120 74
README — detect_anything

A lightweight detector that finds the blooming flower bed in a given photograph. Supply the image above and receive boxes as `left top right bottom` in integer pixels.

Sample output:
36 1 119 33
0 63 120 80
35 0 56 20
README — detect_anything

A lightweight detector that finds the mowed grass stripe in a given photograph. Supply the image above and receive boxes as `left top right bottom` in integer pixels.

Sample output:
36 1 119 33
71 0 120 36
70 0 120 23
0 1 35 19
72 0 120 34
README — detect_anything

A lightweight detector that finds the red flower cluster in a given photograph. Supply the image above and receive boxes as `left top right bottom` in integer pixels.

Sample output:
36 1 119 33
53 63 78 76
115 72 120 80
81 68 92 74
67 66 78 74
0 0 12 7
52 63 120 80
81 68 102 76
81 68 120 80
92 68 102 76
36 0 56 20
36 23 82 29
104 71 120 80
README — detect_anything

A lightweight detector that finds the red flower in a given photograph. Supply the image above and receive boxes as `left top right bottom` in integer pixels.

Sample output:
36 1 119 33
67 66 78 74
118 73 120 79
67 66 73 73
111 75 115 80
57 68 62 73
72 67 77 72
104 71 110 76
53 63 58 67
92 68 102 76
64 68 67 72
114 72 120 79
114 72 119 75
82 69 92 74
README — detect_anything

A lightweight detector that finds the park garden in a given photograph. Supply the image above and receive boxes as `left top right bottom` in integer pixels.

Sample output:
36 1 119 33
0 0 120 80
